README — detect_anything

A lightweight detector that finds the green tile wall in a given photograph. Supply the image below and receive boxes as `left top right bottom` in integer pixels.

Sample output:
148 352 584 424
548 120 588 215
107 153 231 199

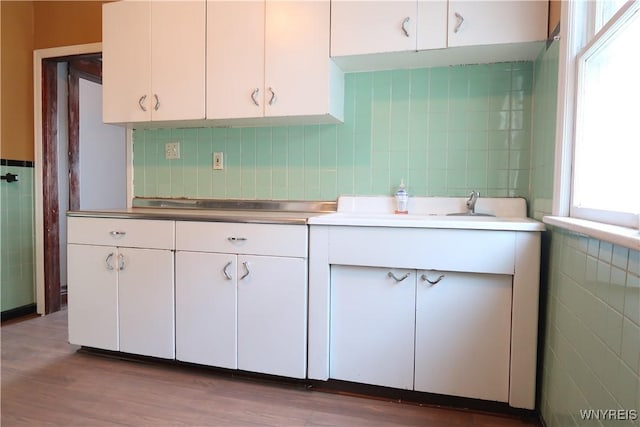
533 40 640 426
531 41 559 219
133 62 534 200
0 164 35 312
541 228 640 426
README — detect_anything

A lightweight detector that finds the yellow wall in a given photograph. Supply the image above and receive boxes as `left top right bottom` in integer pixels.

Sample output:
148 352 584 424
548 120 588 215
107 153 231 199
0 1 107 162
33 1 105 50
1 1 35 161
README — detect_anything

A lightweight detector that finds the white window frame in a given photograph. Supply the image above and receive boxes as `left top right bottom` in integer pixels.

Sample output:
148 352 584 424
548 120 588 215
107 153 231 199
546 0 640 250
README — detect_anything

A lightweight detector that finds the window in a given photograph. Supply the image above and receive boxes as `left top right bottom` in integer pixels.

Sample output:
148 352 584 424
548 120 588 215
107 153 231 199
571 0 640 228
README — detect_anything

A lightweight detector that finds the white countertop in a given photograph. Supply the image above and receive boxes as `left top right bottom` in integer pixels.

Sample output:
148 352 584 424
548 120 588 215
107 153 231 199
307 196 545 231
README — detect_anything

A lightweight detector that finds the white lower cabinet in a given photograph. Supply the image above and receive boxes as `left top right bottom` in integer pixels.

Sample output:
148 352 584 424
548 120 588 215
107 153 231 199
67 217 175 359
414 270 512 402
175 251 237 369
330 265 512 401
237 255 307 378
330 266 416 389
175 221 308 379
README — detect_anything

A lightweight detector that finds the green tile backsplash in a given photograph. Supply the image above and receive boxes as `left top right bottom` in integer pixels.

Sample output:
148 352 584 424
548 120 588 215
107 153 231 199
133 62 534 200
0 163 35 312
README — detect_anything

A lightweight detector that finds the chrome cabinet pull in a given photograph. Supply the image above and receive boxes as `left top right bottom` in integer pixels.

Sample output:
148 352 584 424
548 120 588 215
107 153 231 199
105 253 115 271
401 16 410 37
240 261 250 280
453 12 464 33
268 87 277 105
227 237 247 242
138 95 147 111
251 88 260 106
153 94 160 111
388 271 410 282
110 231 126 238
118 254 125 271
421 272 445 286
223 261 233 280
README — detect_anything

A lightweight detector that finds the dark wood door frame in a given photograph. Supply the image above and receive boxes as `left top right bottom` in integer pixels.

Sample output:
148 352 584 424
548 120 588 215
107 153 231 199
41 54 102 314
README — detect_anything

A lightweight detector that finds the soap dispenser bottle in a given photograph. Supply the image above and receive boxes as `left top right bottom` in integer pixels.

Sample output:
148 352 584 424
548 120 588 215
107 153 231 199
394 179 408 214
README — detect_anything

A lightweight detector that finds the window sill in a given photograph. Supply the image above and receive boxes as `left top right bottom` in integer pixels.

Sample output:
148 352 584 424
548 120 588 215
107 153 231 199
543 216 640 251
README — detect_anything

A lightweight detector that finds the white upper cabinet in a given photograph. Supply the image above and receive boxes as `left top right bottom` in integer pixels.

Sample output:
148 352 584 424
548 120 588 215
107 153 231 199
447 0 549 47
207 1 264 120
103 0 205 124
207 0 343 123
331 1 447 56
331 1 419 56
330 0 548 71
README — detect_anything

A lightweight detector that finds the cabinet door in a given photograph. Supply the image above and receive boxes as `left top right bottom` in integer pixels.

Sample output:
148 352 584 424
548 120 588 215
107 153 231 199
331 1 417 56
415 271 512 402
416 0 448 50
329 265 415 389
448 1 548 47
264 0 331 117
151 0 206 121
207 0 264 120
102 0 151 123
67 244 119 351
175 251 237 369
118 248 175 359
237 255 307 378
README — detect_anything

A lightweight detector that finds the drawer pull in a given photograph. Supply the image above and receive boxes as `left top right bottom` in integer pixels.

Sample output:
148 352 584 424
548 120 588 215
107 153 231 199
240 261 250 280
387 271 410 283
223 261 233 280
227 237 247 242
118 254 126 271
105 253 115 271
110 231 127 238
421 273 445 286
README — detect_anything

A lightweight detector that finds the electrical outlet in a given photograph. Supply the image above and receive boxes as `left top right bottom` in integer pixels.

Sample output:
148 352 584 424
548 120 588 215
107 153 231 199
165 142 180 160
213 152 224 170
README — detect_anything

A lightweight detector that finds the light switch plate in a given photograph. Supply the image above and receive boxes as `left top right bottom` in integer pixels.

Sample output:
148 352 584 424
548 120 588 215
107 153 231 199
213 152 224 170
165 142 180 160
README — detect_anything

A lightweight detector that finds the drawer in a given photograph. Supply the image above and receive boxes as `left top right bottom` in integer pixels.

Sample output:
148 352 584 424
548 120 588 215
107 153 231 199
67 217 175 250
176 221 308 258
326 226 515 274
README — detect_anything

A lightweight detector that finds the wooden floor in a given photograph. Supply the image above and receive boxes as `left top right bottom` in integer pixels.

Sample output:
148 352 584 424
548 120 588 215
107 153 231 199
1 310 541 426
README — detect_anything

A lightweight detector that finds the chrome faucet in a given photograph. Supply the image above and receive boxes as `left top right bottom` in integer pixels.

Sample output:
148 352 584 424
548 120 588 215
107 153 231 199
466 191 480 215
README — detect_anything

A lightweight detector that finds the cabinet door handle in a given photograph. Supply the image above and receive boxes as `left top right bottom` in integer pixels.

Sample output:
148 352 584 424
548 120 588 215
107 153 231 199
118 253 126 271
110 231 126 238
153 94 160 111
105 253 115 271
268 87 277 106
251 88 260 106
138 95 147 112
401 16 410 37
223 261 233 280
453 12 464 33
240 261 250 280
388 271 410 282
421 273 445 286
227 237 247 242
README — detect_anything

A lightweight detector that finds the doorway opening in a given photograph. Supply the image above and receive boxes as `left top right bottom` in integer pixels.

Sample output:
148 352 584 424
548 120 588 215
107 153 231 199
39 51 127 314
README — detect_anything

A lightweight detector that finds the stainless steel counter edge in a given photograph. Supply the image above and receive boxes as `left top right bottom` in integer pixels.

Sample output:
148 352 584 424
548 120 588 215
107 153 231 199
132 197 337 213
66 209 316 225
